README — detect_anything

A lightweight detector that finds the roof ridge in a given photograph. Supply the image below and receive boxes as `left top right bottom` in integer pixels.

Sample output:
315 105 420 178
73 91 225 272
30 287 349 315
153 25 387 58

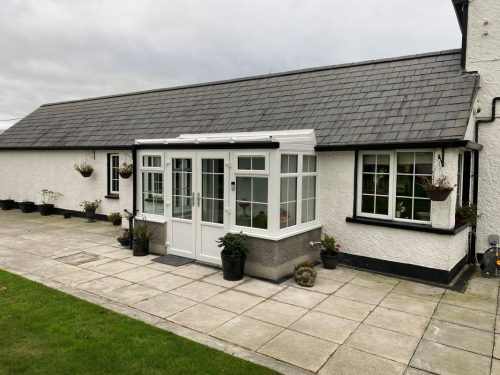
41 48 463 108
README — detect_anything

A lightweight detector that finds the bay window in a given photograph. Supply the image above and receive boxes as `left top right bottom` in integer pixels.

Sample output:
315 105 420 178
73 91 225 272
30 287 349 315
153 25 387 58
358 151 433 223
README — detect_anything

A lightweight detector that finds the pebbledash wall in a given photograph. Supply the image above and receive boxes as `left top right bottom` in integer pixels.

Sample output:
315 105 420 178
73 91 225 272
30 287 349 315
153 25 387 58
318 149 469 282
466 0 500 254
0 150 133 216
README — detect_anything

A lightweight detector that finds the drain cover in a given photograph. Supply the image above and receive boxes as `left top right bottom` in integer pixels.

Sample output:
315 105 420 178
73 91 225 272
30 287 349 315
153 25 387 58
57 252 100 266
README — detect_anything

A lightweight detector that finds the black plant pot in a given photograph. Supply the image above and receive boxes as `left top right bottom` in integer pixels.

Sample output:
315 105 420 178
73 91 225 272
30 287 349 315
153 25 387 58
19 201 35 213
63 212 72 219
38 204 54 216
119 170 133 179
118 237 130 247
321 249 339 269
85 209 96 223
79 170 93 178
221 251 246 281
112 219 122 226
0 199 14 210
133 240 149 256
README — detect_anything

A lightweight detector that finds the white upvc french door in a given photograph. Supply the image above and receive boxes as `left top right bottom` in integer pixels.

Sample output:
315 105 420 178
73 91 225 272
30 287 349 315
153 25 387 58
166 151 229 265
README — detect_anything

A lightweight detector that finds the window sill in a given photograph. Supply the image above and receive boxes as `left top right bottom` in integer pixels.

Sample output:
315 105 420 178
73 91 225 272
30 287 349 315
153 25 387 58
105 194 119 200
345 216 469 235
229 223 322 241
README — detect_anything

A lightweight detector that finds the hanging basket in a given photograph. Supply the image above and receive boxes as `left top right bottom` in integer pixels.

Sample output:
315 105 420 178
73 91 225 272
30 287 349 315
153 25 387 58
79 170 93 178
119 170 133 179
424 187 453 201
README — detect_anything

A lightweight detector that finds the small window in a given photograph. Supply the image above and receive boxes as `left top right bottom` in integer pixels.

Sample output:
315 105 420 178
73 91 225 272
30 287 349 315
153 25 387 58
238 156 265 171
142 172 164 215
360 154 390 216
281 154 298 173
235 176 268 229
108 154 120 195
395 152 432 222
302 176 316 223
303 155 317 173
143 155 162 168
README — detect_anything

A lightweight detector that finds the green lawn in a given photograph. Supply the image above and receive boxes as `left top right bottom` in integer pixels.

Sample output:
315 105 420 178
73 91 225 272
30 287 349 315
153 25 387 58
0 269 277 375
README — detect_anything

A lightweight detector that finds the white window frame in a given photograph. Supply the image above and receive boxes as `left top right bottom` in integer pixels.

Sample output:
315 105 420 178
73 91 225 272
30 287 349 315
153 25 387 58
280 154 299 229
300 154 318 225
109 154 120 195
235 152 269 175
139 152 165 221
357 150 433 224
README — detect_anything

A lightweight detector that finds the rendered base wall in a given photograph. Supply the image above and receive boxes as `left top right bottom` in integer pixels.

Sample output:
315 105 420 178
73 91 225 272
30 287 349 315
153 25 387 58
0 150 133 216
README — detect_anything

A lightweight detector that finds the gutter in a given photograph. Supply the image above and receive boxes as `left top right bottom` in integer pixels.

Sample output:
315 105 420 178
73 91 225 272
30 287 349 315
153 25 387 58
315 140 482 152
471 97 500 262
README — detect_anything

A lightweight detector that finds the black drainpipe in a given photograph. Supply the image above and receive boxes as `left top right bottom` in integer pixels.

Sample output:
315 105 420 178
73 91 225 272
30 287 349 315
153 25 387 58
460 0 469 68
132 144 138 215
352 150 358 217
471 97 500 262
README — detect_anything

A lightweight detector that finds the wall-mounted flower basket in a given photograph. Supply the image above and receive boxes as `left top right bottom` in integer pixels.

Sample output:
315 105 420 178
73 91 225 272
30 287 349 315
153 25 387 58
74 162 94 178
421 176 454 202
118 163 133 179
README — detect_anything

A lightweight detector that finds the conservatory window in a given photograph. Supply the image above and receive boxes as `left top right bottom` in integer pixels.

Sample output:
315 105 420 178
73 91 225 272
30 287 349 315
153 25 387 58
280 155 298 228
301 155 317 223
235 177 268 229
172 158 193 220
142 172 164 215
237 156 265 171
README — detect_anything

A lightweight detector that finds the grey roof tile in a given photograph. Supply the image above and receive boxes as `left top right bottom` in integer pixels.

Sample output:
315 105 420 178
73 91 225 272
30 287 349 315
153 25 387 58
0 49 478 148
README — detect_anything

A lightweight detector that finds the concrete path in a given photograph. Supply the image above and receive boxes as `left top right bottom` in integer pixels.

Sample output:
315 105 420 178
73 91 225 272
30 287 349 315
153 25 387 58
1 210 499 374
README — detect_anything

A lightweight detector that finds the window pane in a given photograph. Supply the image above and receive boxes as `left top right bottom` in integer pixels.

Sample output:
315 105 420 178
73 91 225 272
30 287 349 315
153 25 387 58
395 198 412 219
215 174 224 199
375 196 389 215
377 155 390 173
414 175 430 198
214 159 224 173
236 177 251 201
361 195 374 214
252 157 265 170
303 155 317 173
236 201 251 227
238 157 251 170
252 177 268 203
376 174 390 195
288 177 297 201
281 155 288 173
252 203 268 229
280 178 288 202
396 175 413 197
397 152 414 174
363 155 376 172
415 152 433 174
288 155 298 173
362 174 375 194
414 199 431 221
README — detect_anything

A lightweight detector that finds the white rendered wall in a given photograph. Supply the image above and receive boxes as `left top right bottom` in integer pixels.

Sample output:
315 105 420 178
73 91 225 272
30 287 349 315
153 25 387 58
466 0 500 253
318 150 468 271
0 150 133 216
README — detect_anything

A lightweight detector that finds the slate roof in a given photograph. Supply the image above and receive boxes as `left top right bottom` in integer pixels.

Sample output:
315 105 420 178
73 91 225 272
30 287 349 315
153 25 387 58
0 49 478 149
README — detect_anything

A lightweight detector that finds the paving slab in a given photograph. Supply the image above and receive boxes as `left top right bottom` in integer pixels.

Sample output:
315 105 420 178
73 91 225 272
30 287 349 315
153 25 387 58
169 281 225 302
133 293 197 318
495 334 500 359
314 266 358 283
78 276 132 295
380 292 438 317
272 286 327 308
392 281 444 302
210 315 282 350
104 283 163 305
91 260 138 275
51 269 104 286
493 358 500 375
258 329 338 372
202 272 248 288
410 340 491 375
423 319 494 356
287 276 345 294
441 289 497 314
349 274 397 293
319 346 405 375
314 295 375 322
335 283 389 305
205 289 264 314
364 306 429 337
235 278 286 298
290 310 359 344
244 300 308 327
346 324 419 364
140 273 192 292
171 264 218 279
169 303 236 333
114 267 165 283
433 302 496 331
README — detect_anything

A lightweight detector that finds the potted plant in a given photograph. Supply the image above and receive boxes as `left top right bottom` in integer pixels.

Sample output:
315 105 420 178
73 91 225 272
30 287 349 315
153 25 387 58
117 229 130 246
421 175 454 201
456 203 481 227
0 197 14 210
108 212 122 226
39 189 62 216
217 232 249 281
19 199 35 213
74 162 94 177
294 261 317 287
80 199 101 223
320 233 341 269
118 162 133 179
63 211 72 219
132 220 154 256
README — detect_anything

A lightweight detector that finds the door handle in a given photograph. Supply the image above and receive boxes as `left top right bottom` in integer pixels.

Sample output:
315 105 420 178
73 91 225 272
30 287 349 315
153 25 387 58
191 193 195 206
197 192 201 207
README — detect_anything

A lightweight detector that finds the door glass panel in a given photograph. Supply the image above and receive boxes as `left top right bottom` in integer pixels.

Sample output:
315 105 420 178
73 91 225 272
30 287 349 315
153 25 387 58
201 158 224 224
172 158 192 220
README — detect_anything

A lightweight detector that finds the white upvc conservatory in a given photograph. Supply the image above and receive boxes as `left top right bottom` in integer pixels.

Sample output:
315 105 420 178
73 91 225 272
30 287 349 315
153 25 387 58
135 130 320 266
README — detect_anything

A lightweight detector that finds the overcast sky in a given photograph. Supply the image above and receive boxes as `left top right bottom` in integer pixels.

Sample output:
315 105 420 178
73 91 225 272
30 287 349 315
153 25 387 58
0 0 460 130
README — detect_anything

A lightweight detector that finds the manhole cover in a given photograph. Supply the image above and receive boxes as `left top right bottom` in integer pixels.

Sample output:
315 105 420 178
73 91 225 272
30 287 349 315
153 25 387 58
57 252 100 265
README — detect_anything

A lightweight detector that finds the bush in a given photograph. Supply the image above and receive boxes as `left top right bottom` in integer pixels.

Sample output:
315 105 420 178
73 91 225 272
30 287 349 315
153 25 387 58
217 232 249 256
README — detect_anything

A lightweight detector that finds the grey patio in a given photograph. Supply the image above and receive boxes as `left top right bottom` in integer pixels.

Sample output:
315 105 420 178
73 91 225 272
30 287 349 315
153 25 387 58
0 209 499 375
